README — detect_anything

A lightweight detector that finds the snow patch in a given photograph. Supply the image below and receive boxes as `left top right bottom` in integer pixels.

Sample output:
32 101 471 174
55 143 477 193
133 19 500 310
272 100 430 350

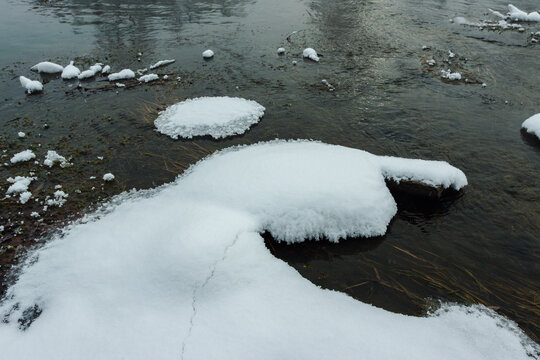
138 74 159 83
441 69 462 81
30 62 63 73
61 61 80 80
10 150 36 164
154 97 265 139
149 59 175 69
303 48 319 62
19 76 43 94
43 151 69 168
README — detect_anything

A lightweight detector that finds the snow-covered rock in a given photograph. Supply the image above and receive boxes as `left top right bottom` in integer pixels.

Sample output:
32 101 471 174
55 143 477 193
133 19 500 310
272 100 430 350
61 61 80 80
149 59 175 69
89 63 103 73
19 76 43 94
508 4 540 22
277 47 286 55
303 47 320 62
202 49 214 59
154 96 265 139
30 62 63 73
0 141 536 360
441 69 462 81
108 69 135 81
522 113 540 139
115 83 125 88
138 74 159 83
101 65 111 74
103 173 115 182
78 69 95 80
10 150 36 164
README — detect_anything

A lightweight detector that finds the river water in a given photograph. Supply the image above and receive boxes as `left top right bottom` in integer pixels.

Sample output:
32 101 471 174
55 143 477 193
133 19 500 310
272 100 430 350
0 0 539 342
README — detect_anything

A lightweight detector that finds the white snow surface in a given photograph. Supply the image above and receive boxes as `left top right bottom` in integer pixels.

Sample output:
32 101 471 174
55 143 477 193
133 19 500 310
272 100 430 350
522 113 540 139
30 61 63 73
0 141 536 360
303 47 320 62
10 150 36 164
61 61 80 80
19 76 43 94
508 4 540 22
202 49 214 58
108 69 135 81
154 96 265 139
149 59 175 69
138 74 159 83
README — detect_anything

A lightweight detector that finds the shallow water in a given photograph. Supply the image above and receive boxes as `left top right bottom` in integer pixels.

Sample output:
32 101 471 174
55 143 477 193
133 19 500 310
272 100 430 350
0 0 539 341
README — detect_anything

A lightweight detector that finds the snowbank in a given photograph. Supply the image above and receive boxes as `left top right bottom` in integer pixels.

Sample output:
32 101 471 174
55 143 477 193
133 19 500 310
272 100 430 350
522 113 540 139
30 61 63 73
1 140 535 360
108 69 135 81
19 76 43 94
149 59 175 69
303 48 320 62
61 61 80 80
154 96 265 139
10 150 36 164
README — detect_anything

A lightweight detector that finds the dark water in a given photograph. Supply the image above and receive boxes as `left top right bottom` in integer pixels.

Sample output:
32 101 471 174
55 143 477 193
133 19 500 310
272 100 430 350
0 0 539 342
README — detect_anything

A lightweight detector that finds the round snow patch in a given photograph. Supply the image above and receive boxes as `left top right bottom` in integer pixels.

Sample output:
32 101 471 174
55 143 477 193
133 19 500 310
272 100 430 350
154 96 265 139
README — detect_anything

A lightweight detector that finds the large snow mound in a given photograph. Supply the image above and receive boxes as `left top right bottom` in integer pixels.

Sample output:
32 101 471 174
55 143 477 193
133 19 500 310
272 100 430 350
0 141 536 360
154 96 265 139
522 113 540 139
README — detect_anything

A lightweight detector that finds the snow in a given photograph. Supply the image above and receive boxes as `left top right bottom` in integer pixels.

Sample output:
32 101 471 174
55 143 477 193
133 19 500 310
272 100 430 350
448 50 455 58
0 140 536 360
78 64 102 80
202 49 214 58
30 212 40 218
441 69 462 81
427 59 436 66
303 47 320 62
18 132 26 138
115 83 125 88
0 226 3 232
10 150 36 164
30 61 63 73
103 173 115 181
43 150 69 168
61 61 80 80
154 96 265 139
108 69 135 81
19 76 43 94
149 59 175 69
508 4 540 22
277 47 286 54
101 65 111 74
521 113 540 139
138 74 159 83
89 63 102 73
6 176 34 196
19 191 32 204
45 190 68 207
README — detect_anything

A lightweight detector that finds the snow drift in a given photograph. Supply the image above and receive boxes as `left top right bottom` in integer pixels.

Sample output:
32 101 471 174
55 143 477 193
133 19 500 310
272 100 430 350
154 96 265 139
0 141 537 360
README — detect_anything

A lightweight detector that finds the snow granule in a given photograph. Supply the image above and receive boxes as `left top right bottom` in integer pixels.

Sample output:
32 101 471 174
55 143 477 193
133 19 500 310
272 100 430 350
522 113 540 139
30 61 63 73
108 69 135 81
202 49 214 59
19 76 43 94
149 60 175 70
154 96 265 139
10 150 36 164
303 48 320 62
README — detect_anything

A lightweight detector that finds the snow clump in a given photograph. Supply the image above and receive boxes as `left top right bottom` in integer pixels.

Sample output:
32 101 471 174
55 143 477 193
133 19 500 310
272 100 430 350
43 150 69 168
138 74 159 83
522 113 540 139
103 173 115 182
108 69 135 81
154 96 265 139
441 69 462 81
30 62 63 73
202 49 214 59
19 76 43 94
10 150 36 164
149 60 175 69
303 48 320 62
61 61 80 80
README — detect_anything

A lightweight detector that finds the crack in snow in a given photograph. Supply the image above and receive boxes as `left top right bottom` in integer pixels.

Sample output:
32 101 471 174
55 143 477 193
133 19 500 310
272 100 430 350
180 233 242 360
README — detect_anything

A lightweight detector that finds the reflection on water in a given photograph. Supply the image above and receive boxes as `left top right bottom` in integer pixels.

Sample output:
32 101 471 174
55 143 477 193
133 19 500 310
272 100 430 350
0 0 539 342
